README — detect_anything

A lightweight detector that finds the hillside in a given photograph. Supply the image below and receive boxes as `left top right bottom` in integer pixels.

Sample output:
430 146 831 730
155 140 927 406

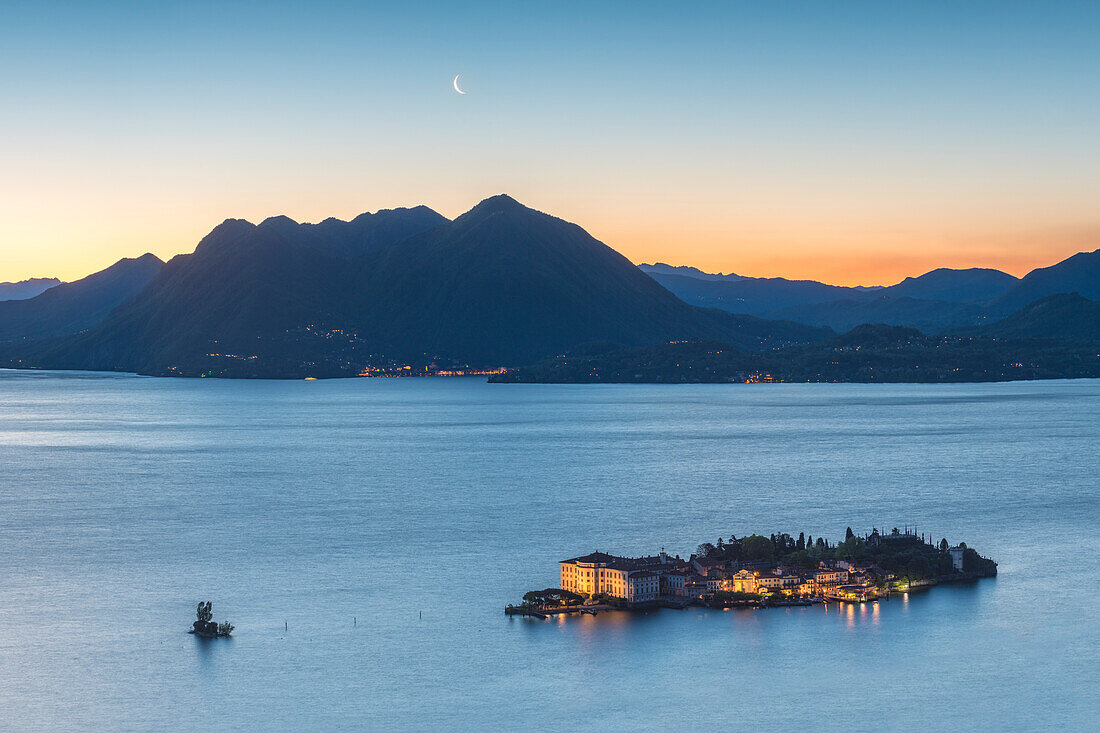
493 323 1100 384
0 277 61 301
988 249 1100 315
961 293 1100 340
768 296 987 334
0 254 163 342
644 252 1095 335
874 267 1017 303
16 196 827 377
644 271 867 315
30 206 450 376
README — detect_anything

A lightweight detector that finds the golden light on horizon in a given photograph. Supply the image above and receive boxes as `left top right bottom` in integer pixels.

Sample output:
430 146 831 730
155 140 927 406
5 191 1095 287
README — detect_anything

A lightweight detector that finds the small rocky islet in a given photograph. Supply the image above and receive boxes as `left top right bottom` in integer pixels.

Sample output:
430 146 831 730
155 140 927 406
188 601 234 638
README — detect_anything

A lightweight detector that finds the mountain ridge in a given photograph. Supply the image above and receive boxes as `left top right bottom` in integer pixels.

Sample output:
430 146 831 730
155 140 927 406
0 277 62 302
12 196 827 377
0 254 163 343
642 250 1095 334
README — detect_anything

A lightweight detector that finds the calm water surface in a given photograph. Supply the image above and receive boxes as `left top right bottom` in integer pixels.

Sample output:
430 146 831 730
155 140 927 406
0 371 1097 731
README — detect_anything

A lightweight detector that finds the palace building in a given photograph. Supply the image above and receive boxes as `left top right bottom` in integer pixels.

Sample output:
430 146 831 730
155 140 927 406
559 551 675 603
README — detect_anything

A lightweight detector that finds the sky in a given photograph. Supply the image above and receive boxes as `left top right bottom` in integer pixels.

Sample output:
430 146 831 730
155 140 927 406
1 1 1098 286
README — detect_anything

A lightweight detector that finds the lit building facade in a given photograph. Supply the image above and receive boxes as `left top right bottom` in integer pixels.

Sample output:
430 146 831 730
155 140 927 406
560 552 675 603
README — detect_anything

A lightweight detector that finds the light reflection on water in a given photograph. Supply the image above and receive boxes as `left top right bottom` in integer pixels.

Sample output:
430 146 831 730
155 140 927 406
0 372 1096 731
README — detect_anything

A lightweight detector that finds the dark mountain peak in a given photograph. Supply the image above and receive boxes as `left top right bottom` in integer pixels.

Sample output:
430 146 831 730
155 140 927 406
908 266 1004 278
350 205 447 225
258 214 299 229
467 193 527 216
215 217 253 228
880 266 1017 304
639 263 745 282
93 253 164 277
0 277 62 301
0 252 164 342
989 247 1100 314
194 219 256 255
1061 247 1100 262
190 205 447 264
448 195 559 240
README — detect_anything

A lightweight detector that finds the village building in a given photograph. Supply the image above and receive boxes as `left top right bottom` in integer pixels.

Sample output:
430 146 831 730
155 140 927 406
659 569 691 597
691 555 728 576
948 543 967 572
723 569 761 593
560 551 680 603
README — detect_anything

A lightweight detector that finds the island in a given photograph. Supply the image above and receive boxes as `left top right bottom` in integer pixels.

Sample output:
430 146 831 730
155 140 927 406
189 601 234 638
507 527 996 617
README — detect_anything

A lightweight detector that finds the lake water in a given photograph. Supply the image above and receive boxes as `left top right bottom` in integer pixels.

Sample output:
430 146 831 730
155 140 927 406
0 370 1097 731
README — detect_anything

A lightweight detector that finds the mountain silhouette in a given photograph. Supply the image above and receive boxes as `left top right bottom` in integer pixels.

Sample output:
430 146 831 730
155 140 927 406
874 267 1017 303
21 196 826 377
0 277 61 302
641 271 868 315
641 265 1019 319
33 206 450 376
342 195 824 365
988 249 1100 315
0 254 163 343
638 263 745 282
647 252 1095 335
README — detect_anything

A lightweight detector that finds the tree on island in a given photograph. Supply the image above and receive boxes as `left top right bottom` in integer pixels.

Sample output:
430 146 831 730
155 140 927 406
696 542 717 558
741 534 773 561
522 589 584 608
845 527 855 541
192 601 233 637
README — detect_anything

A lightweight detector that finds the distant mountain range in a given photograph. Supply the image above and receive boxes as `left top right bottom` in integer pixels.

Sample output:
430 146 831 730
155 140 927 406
637 263 747 282
0 277 61 301
497 253 1100 384
1 196 1096 381
3 196 825 377
0 254 162 342
639 250 1099 333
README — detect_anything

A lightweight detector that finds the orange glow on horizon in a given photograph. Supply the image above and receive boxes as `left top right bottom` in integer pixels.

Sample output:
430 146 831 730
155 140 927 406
2 194 1096 287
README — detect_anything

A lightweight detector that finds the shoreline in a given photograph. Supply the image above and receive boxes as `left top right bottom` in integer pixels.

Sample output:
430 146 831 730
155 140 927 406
505 575 994 620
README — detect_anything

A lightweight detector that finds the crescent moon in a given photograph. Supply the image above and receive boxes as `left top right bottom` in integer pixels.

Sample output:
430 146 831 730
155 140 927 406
453 74 466 95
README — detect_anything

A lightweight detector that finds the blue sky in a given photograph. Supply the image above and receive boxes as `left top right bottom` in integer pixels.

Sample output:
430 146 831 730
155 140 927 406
2 1 1098 283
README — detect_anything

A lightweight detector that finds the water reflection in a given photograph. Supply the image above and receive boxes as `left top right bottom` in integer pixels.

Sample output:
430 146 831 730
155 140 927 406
190 632 235 671
2 373 1090 731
